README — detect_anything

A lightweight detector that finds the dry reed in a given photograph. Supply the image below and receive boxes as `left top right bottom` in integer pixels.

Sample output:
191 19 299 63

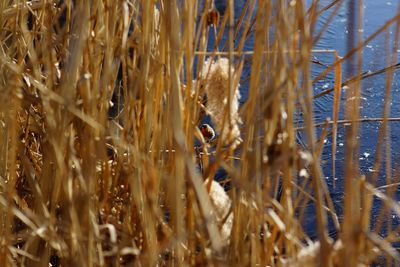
0 0 399 266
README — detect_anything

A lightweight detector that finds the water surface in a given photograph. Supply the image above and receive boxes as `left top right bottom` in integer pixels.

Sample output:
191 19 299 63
210 0 400 239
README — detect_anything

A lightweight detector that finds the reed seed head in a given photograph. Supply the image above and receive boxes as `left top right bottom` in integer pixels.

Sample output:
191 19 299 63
200 57 242 149
207 9 220 27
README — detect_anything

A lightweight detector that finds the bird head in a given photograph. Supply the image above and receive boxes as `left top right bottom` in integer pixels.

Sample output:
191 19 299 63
200 124 216 143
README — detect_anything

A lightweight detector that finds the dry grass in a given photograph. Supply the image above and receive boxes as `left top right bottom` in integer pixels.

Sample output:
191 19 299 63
0 0 399 266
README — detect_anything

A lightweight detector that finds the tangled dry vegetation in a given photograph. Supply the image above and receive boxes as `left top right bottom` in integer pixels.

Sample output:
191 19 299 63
0 0 399 266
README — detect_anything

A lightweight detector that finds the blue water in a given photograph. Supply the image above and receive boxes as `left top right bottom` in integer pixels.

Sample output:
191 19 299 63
309 0 400 240
205 1 400 241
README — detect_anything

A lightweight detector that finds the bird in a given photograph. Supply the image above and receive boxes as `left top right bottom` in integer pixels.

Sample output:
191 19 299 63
200 123 216 143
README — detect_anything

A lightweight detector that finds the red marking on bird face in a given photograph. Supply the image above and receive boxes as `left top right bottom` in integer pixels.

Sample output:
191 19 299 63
200 125 214 140
200 125 209 136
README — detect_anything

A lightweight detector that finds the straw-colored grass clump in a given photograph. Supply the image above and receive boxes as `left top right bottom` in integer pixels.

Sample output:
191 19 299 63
0 1 399 266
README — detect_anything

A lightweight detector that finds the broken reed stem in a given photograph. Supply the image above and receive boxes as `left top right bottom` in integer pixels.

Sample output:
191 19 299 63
301 117 400 129
314 61 400 99
194 49 338 55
